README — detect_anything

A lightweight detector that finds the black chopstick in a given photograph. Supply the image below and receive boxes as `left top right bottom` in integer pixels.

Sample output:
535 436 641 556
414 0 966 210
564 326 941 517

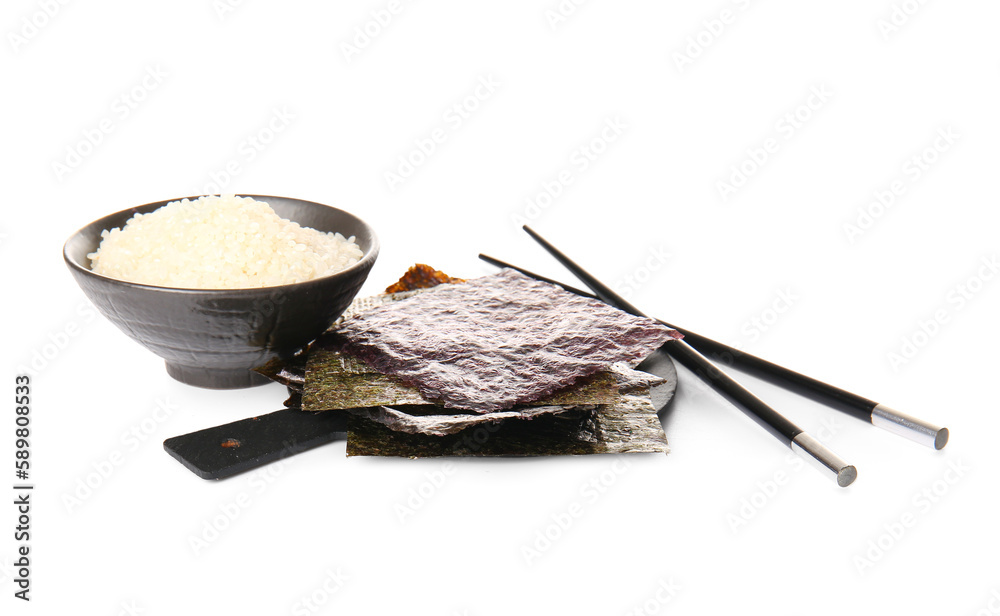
491 228 863 486
482 236 949 451
479 252 948 451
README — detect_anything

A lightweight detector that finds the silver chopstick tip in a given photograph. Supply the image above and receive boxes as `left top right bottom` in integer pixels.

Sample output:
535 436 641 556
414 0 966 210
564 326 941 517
838 464 858 488
872 404 948 450
791 432 857 488
934 427 950 450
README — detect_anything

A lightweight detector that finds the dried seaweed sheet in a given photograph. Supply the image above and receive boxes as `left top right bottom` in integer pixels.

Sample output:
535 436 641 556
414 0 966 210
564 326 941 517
349 404 589 437
384 264 465 294
331 269 679 412
346 389 669 457
304 344 431 410
327 290 424 330
253 354 306 392
607 361 666 392
303 341 621 411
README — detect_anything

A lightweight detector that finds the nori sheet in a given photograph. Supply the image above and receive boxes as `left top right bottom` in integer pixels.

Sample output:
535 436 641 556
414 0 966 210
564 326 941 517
346 389 669 457
349 404 590 437
253 354 306 392
331 269 679 412
303 344 431 410
326 290 423 331
607 361 667 392
302 340 622 411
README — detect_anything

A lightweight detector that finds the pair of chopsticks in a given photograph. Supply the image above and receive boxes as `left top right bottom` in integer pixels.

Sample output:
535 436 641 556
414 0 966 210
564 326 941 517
480 226 949 488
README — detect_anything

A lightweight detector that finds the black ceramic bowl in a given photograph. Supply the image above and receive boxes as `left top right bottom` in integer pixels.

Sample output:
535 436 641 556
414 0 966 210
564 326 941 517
63 195 379 389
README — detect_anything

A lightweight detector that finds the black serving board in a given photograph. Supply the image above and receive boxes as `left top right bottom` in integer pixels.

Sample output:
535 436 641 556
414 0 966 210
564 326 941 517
163 408 348 480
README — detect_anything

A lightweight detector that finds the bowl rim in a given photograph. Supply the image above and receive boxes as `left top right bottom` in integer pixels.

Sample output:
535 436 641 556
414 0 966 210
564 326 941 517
63 194 380 295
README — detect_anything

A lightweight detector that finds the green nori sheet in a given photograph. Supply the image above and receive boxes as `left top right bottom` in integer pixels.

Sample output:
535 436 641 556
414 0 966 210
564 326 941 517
304 344 428 410
346 390 668 457
302 342 619 411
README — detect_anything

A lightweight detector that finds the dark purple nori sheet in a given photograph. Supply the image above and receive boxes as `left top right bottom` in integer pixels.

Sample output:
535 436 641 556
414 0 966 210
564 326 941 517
330 269 679 412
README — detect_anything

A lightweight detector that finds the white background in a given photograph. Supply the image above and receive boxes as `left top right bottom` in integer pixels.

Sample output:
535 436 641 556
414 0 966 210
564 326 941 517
3 1 999 614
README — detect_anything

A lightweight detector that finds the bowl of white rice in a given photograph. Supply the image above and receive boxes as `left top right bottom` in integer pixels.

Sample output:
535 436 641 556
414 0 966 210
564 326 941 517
64 195 379 389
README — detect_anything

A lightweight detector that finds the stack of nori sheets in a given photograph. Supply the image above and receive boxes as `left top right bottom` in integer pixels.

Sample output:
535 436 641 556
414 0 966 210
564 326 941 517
258 269 679 457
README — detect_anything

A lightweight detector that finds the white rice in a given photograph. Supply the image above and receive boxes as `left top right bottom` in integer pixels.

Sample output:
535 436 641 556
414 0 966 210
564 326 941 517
88 195 364 289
